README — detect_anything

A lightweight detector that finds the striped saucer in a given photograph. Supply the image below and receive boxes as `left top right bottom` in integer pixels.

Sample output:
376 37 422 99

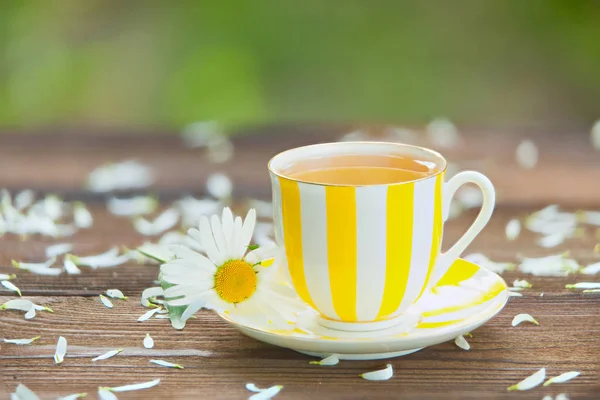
219 258 509 360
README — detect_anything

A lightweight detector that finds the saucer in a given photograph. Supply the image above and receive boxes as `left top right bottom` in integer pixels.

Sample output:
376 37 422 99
219 258 508 360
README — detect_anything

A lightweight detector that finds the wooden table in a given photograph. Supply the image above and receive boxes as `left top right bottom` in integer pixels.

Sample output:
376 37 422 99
1 125 599 399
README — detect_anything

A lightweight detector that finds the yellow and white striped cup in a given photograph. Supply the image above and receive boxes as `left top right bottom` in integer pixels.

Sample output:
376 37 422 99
269 142 495 331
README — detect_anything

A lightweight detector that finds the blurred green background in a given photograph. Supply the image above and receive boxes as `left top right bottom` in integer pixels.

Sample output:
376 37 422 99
1 0 599 130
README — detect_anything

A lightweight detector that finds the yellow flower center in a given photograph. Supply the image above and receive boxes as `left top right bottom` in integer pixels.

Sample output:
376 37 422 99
214 259 257 304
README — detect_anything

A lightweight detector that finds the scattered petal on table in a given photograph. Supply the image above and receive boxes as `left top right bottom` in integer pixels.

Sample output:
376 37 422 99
99 295 114 309
14 190 35 210
141 287 165 308
63 258 81 275
512 313 539 327
507 367 546 391
149 359 183 369
3 336 40 345
143 333 154 349
555 394 570 400
544 371 580 386
516 139 538 169
309 354 340 366
12 257 61 275
454 335 470 350
107 196 158 216
565 282 600 290
134 209 180 236
108 378 161 392
505 219 521 241
0 273 16 280
105 289 127 300
45 243 73 258
92 349 123 362
426 118 459 148
138 307 162 322
248 385 284 400
74 202 93 229
1 280 21 296
54 336 67 364
580 262 600 275
246 384 264 393
513 279 532 288
508 291 523 297
360 364 393 381
71 248 129 269
97 389 118 400
464 253 515 274
12 383 41 400
56 393 88 400
87 160 154 192
206 173 233 199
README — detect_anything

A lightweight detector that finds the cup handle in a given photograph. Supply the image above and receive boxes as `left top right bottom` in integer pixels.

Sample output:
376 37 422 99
428 171 496 288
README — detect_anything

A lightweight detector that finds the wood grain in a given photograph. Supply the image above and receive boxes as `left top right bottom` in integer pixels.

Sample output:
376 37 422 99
1 126 600 399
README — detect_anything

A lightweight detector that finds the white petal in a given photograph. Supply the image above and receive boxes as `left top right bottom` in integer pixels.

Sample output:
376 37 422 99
54 336 67 364
134 208 179 236
555 394 570 400
516 139 538 169
97 389 118 400
45 243 73 258
210 214 229 257
248 385 284 400
206 173 232 199
592 119 600 149
464 253 515 274
537 231 568 248
74 202 93 228
138 307 162 322
63 258 81 275
580 262 600 275
137 243 174 263
512 279 532 288
1 299 33 312
583 289 600 293
149 359 183 369
108 378 161 392
426 118 459 148
246 383 264 393
24 307 36 319
56 393 87 400
181 121 222 148
167 245 216 272
309 354 340 366
237 209 256 258
507 368 546 391
196 218 225 265
87 160 154 192
512 313 539 327
457 186 483 209
159 231 204 253
221 207 234 242
72 248 127 269
360 364 394 381
175 196 221 228
565 282 600 289
143 333 154 349
207 135 234 163
141 287 164 308
508 291 523 297
0 273 16 280
99 295 114 309
3 336 40 345
107 196 157 216
2 280 21 296
105 289 127 300
14 190 35 210
544 371 580 386
454 335 471 350
13 384 41 400
12 257 60 275
505 219 521 241
92 349 123 362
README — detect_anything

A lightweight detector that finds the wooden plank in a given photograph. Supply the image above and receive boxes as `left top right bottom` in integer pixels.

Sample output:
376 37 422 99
0 126 599 206
1 294 598 399
1 206 598 296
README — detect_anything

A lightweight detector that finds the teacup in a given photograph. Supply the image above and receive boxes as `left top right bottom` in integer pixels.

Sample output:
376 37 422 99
268 142 495 331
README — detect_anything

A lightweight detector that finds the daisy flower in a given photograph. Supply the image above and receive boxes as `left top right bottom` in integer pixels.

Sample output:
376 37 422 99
160 208 303 328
